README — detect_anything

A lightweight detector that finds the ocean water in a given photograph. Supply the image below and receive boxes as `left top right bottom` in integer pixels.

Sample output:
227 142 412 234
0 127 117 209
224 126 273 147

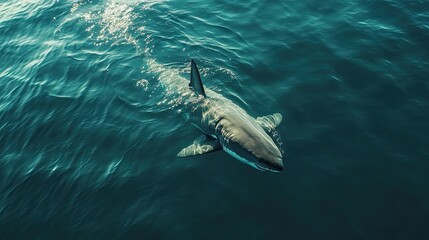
1 0 429 239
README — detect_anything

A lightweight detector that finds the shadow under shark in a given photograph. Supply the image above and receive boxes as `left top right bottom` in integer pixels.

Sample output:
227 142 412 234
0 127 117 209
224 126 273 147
177 59 284 172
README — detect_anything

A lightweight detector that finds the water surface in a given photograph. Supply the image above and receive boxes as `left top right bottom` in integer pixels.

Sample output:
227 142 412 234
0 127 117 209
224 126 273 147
1 0 429 239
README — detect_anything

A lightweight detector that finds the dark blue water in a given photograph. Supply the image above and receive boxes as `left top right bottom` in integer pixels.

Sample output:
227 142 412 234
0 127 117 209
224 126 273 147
1 0 429 239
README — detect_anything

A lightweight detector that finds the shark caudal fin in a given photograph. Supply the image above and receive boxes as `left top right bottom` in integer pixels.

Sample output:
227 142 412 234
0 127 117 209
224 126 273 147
190 59 206 97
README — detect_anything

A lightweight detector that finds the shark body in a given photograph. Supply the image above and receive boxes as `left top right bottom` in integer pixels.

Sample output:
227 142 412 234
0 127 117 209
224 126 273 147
177 60 284 172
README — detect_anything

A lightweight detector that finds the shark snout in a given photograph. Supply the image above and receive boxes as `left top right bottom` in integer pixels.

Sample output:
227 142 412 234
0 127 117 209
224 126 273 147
271 160 284 171
262 158 284 172
257 154 284 172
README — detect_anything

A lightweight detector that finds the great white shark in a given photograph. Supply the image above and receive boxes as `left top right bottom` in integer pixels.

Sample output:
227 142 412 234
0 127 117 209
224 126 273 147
177 59 284 172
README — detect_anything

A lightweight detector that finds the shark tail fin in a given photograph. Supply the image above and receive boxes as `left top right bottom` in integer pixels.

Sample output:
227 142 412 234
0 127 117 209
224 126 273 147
190 59 206 97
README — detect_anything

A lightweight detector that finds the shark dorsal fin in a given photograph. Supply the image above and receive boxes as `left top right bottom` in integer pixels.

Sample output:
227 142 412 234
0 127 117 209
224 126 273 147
190 59 206 97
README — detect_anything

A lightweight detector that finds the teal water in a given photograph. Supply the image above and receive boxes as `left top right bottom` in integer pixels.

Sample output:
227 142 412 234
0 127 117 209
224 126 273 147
1 0 429 239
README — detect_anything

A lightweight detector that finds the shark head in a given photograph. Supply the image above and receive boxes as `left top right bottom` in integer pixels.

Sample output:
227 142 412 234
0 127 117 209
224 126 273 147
224 139 284 172
216 113 284 172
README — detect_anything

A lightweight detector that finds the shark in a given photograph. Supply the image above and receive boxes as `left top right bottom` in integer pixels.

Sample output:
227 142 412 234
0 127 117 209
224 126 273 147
177 59 284 172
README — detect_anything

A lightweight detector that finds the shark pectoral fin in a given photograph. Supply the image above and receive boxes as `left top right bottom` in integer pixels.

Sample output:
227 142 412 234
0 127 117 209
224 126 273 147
177 135 221 157
256 113 283 132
